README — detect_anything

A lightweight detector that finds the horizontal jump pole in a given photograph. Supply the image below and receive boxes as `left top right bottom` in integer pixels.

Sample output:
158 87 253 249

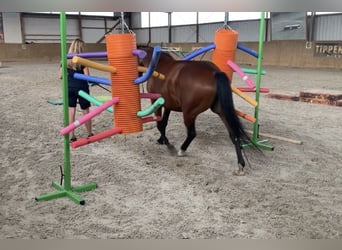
137 66 165 80
241 67 266 75
235 109 256 123
71 127 122 149
72 56 116 73
246 130 303 145
238 87 270 93
182 43 216 61
78 90 113 113
231 85 258 107
74 73 111 86
68 49 147 60
75 67 165 87
60 97 119 136
141 116 162 124
182 43 258 61
67 51 107 59
140 93 162 100
237 43 259 58
67 49 147 59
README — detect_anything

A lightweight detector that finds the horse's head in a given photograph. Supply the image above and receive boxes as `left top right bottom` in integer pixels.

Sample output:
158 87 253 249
137 45 154 68
137 45 175 69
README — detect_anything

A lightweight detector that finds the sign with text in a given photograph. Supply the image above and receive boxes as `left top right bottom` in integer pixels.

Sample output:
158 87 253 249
314 43 342 58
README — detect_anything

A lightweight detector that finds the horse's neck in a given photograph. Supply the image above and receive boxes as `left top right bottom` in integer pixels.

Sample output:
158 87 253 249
157 54 176 69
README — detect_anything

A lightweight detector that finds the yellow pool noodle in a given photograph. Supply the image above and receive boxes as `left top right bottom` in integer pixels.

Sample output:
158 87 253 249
231 85 258 107
72 56 116 73
137 66 165 80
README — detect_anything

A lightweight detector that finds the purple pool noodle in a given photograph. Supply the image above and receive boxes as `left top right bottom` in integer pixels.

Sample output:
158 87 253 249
132 49 147 59
67 51 108 59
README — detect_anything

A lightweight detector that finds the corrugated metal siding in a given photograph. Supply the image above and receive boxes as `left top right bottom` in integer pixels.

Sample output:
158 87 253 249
134 29 149 44
22 14 128 43
82 19 106 28
134 20 261 44
81 19 106 43
150 27 168 43
315 14 342 41
172 25 197 42
198 23 222 42
13 12 342 44
23 16 79 42
229 20 260 42
83 29 106 43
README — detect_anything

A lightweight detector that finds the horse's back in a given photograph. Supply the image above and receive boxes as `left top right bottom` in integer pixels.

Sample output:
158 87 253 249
161 60 220 113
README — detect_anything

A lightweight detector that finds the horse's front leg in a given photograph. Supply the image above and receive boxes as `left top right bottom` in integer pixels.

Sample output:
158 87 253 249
157 108 171 145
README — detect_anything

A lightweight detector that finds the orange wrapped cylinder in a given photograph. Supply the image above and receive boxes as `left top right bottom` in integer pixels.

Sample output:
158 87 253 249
105 33 142 134
212 29 238 81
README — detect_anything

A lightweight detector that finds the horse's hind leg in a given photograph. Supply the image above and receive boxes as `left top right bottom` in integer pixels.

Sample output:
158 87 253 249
230 134 246 176
157 108 171 145
178 119 196 157
216 112 246 175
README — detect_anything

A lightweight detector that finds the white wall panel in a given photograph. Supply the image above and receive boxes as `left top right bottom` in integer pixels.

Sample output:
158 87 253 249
2 12 22 43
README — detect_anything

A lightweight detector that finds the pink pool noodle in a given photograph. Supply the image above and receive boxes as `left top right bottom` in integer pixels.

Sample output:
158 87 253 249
227 60 255 89
141 116 162 124
60 97 119 136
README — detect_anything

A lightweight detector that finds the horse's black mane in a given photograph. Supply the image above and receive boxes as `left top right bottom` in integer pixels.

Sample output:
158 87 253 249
137 44 174 59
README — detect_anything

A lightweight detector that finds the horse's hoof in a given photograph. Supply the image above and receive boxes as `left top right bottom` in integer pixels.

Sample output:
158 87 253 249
157 138 169 145
233 165 245 176
177 150 187 157
167 144 177 156
233 169 245 176
234 164 246 176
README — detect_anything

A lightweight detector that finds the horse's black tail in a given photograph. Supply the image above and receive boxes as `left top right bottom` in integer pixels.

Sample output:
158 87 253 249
214 72 251 144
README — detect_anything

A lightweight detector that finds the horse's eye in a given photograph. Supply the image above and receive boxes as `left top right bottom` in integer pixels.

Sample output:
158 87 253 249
138 58 144 66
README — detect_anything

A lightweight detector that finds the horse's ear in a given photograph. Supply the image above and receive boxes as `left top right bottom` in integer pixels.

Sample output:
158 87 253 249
137 42 151 49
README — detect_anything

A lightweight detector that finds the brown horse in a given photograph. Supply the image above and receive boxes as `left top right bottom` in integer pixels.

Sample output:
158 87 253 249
138 46 253 175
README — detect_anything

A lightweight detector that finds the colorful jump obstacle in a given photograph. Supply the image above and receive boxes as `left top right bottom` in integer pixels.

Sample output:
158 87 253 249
181 13 273 150
181 28 257 124
36 12 272 206
64 37 164 149
35 12 166 205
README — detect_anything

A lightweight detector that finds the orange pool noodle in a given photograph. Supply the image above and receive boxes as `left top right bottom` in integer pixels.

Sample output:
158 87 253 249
235 109 256 123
